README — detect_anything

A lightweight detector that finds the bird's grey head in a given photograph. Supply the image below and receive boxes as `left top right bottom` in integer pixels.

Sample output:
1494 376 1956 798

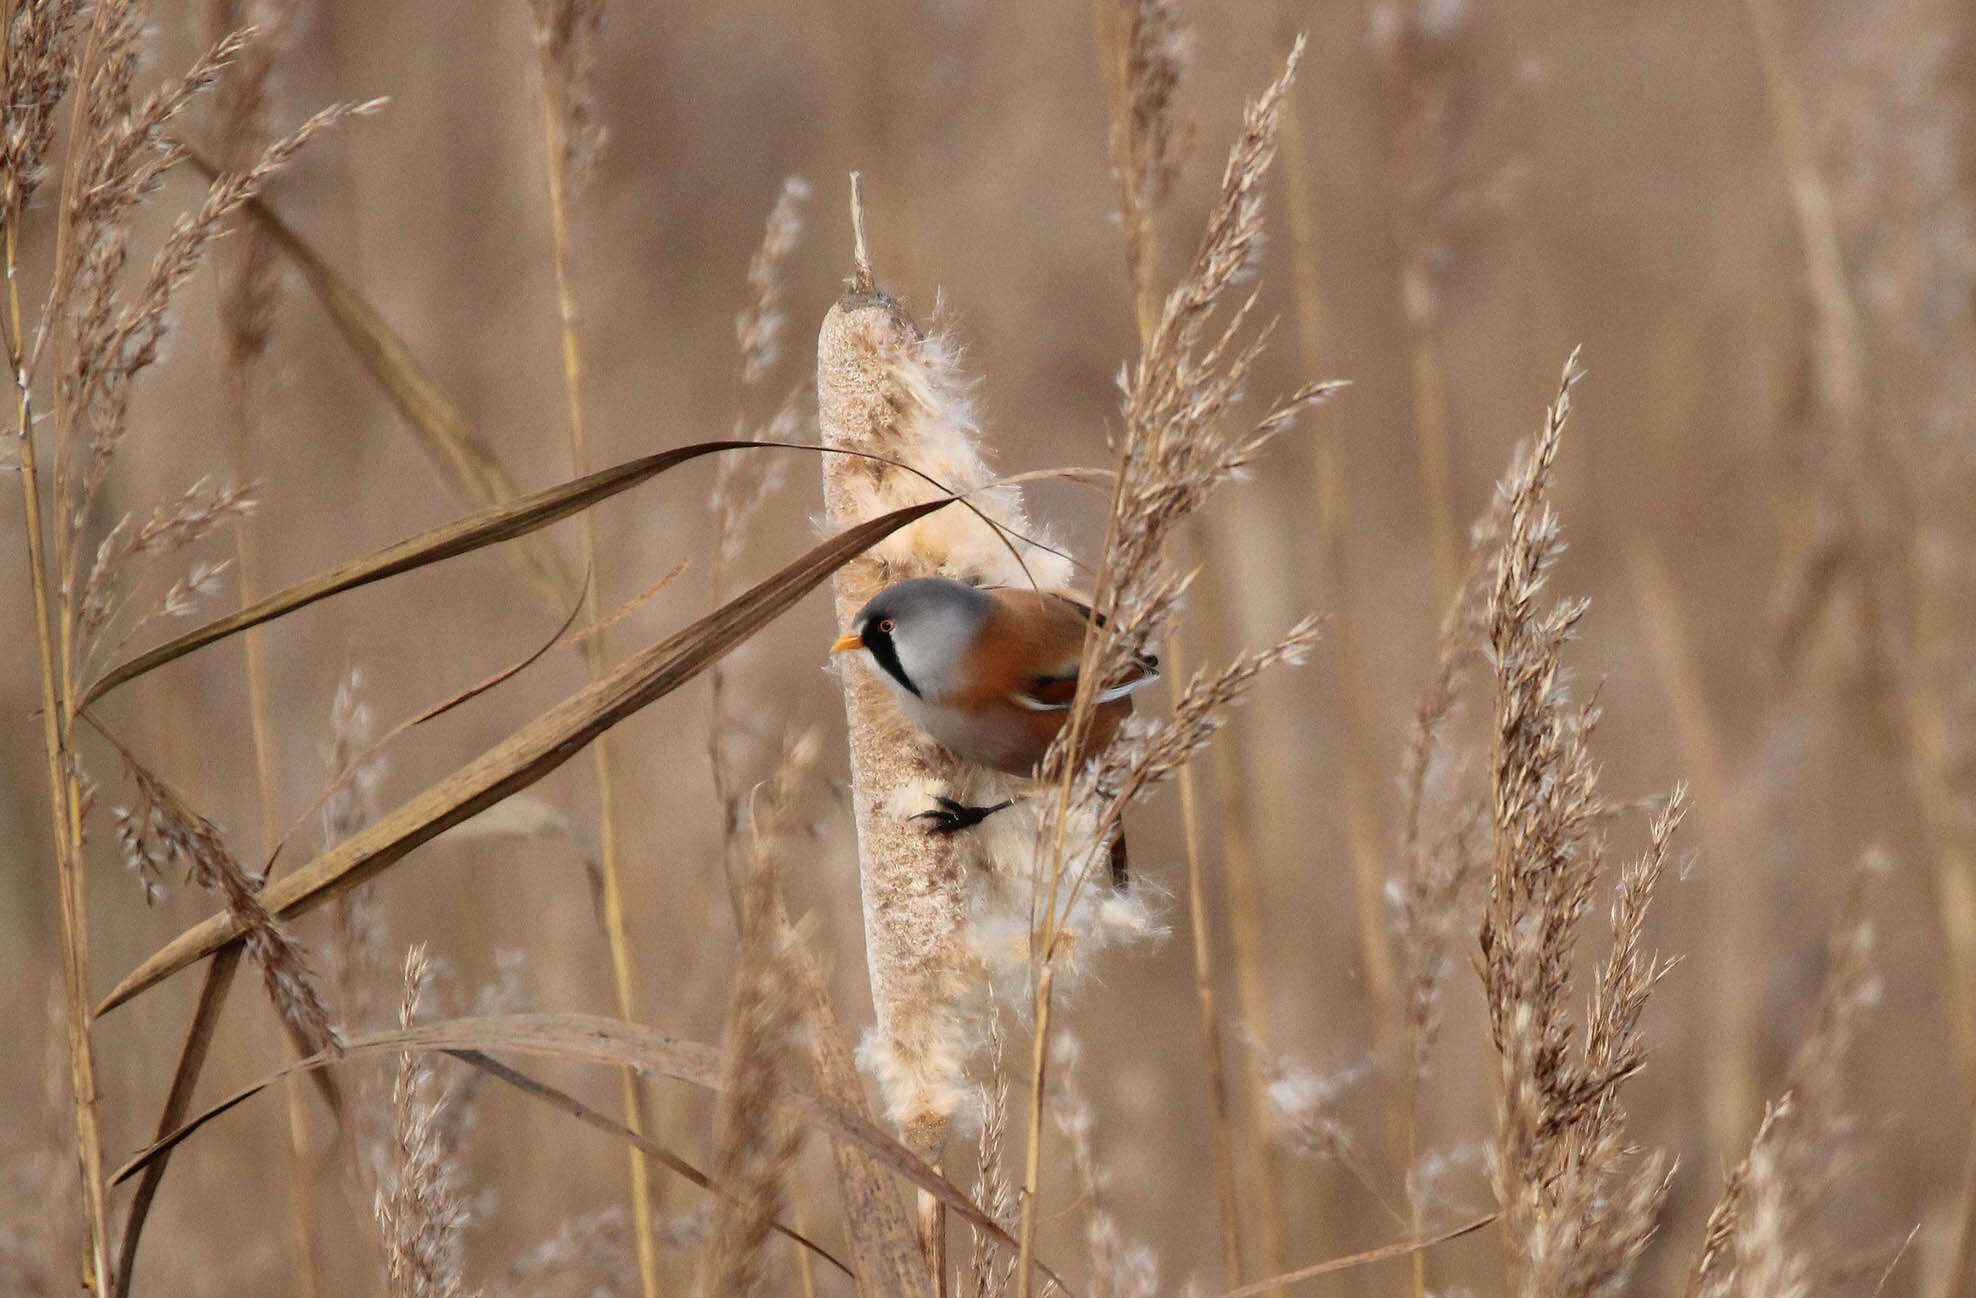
848 577 993 702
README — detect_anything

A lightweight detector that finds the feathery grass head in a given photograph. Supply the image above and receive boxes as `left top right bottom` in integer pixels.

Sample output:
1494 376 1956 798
107 743 340 1056
697 732 815 1297
375 945 473 1298
1031 38 1339 949
1477 353 1679 1296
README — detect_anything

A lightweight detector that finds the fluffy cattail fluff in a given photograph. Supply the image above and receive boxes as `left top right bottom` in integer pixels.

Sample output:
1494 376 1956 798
817 244 1148 1156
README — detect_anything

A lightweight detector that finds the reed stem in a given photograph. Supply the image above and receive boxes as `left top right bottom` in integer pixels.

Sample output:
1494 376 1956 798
535 57 663 1298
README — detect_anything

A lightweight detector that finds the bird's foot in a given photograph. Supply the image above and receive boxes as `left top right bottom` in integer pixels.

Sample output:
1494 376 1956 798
913 796 1016 835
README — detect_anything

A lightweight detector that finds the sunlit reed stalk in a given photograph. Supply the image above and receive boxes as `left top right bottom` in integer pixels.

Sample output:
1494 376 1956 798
1018 40 1329 1298
1090 0 1244 1283
207 7 322 1294
524 5 663 1293
12 8 122 1285
9 272 109 1298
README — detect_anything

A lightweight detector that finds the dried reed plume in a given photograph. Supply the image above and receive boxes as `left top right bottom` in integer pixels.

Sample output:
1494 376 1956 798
109 743 340 1056
1478 353 1677 1296
965 1011 1017 1298
1393 501 1498 1083
1035 36 1335 943
529 0 607 196
1007 39 1335 1298
500 1208 637 1298
375 945 473 1298
696 734 816 1297
325 665 387 1034
1095 0 1189 339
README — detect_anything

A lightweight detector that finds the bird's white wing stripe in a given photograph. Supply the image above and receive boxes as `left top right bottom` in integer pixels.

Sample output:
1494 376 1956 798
1011 667 1159 712
1095 674 1157 704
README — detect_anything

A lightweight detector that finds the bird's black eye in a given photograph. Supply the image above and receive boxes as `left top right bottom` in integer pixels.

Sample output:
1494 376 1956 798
877 618 897 635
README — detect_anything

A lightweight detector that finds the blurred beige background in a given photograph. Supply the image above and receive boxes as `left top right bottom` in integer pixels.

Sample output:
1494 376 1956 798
3 1 1970 1293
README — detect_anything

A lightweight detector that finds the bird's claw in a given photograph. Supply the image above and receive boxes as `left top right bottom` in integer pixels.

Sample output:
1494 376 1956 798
913 796 1015 835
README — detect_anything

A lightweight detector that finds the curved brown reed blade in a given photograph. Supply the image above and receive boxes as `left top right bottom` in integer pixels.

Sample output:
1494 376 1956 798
1208 1214 1499 1298
108 1013 1066 1291
96 496 955 1014
183 151 582 612
447 1048 853 1281
111 1014 719 1180
112 948 243 1298
80 439 768 709
109 1015 843 1276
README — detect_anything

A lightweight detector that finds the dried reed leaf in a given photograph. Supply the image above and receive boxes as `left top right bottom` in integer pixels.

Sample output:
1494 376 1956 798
109 948 242 1298
81 439 770 708
449 1049 850 1281
1207 1213 1498 1298
108 1010 1050 1284
97 494 956 1012
184 152 583 610
112 1013 720 1180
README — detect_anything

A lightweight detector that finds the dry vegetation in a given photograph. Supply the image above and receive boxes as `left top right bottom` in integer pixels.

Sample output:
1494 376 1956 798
3 1 1972 1296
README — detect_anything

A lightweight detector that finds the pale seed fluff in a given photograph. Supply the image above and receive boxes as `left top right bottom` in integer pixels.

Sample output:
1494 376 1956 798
833 320 1075 591
824 294 1166 1145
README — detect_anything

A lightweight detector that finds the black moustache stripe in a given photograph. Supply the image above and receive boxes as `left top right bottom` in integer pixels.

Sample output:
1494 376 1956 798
862 628 921 697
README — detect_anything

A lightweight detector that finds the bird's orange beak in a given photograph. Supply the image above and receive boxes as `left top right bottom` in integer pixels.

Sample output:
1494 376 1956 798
830 632 865 654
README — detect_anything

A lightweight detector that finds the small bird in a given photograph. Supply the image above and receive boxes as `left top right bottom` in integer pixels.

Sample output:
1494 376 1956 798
831 576 1157 880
